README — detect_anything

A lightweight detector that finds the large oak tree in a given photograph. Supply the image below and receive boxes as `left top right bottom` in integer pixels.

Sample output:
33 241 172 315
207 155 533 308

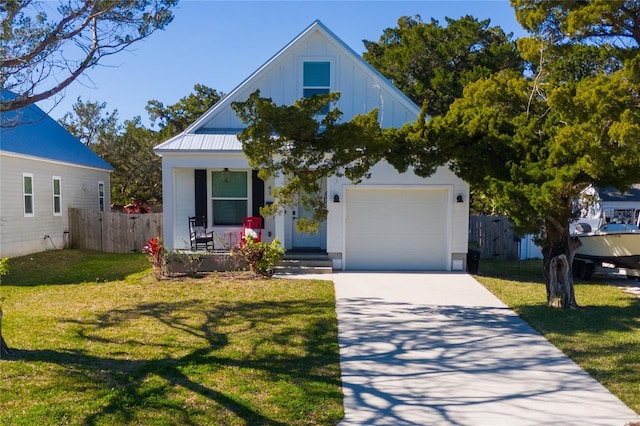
405 0 640 307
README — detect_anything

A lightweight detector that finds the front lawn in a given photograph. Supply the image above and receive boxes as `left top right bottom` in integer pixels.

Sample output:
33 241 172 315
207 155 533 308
475 259 640 414
0 250 343 425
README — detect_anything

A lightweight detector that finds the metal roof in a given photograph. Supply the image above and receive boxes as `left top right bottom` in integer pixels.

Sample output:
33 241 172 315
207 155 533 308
1 91 113 170
154 20 421 156
154 129 243 152
597 184 640 202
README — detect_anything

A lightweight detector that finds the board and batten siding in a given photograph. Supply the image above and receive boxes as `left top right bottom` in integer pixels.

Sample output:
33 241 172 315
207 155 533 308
0 152 110 258
199 30 417 131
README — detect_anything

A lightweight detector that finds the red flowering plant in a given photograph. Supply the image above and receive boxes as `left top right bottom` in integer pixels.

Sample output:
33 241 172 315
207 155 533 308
143 237 167 278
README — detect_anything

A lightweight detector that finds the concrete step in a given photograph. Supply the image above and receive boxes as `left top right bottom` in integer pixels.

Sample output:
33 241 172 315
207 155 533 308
276 253 333 275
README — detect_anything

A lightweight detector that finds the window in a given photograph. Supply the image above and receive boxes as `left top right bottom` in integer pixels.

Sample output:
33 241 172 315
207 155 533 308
211 170 247 225
52 176 62 215
303 61 330 113
98 181 105 212
23 173 34 216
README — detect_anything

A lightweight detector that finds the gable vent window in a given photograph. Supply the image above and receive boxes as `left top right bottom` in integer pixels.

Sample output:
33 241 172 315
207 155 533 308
303 61 330 113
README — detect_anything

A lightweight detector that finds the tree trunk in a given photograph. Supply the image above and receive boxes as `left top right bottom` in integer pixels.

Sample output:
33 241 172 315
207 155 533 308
542 217 582 308
0 307 10 359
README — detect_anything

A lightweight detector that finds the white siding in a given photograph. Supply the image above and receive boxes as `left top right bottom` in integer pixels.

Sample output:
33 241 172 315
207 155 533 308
326 162 469 269
198 30 418 131
0 153 110 258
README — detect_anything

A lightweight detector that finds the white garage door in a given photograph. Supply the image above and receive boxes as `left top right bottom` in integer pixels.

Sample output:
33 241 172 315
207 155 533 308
345 187 449 270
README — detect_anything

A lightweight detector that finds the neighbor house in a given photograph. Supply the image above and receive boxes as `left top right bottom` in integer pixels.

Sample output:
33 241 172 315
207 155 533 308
577 184 640 228
154 20 469 271
0 92 113 258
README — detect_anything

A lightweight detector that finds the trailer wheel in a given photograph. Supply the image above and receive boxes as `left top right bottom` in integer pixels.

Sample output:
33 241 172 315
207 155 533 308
578 262 593 280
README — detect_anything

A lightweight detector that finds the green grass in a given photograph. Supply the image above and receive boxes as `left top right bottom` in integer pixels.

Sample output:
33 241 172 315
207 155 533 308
474 259 640 414
0 250 343 425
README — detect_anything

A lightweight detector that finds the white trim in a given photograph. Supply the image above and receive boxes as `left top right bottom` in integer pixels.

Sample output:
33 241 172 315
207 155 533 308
0 150 112 173
52 176 62 216
98 181 105 212
22 172 34 217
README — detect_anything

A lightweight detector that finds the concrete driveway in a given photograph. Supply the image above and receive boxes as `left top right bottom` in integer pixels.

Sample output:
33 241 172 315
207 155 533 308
333 272 639 426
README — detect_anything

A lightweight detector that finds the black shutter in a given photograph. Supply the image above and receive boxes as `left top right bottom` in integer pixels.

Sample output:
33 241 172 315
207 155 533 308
194 169 207 223
251 170 265 221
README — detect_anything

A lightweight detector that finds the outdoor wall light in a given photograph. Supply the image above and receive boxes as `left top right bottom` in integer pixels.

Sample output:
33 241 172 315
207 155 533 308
456 194 464 203
333 194 340 203
223 167 230 183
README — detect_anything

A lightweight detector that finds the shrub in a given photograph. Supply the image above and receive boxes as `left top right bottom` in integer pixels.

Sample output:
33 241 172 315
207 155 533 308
232 237 284 277
142 237 168 278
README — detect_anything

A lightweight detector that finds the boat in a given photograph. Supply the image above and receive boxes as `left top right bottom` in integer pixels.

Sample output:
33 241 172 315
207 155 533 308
572 222 640 280
570 185 640 280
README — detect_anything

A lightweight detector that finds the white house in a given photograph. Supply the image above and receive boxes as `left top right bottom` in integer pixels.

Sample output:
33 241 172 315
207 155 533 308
0 92 113 258
154 20 469 271
577 184 640 228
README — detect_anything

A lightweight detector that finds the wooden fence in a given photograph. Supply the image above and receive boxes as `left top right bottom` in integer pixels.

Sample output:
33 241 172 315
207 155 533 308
468 215 520 260
69 208 163 253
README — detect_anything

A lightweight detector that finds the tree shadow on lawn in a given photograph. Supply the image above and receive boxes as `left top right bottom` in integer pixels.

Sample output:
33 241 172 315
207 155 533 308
6 298 342 425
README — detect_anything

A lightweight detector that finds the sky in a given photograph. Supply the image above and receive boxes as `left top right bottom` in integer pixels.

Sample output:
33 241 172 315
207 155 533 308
38 0 528 126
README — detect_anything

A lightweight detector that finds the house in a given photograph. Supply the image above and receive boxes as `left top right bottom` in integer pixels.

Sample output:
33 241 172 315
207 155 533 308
0 91 113 258
154 20 469 271
577 184 640 228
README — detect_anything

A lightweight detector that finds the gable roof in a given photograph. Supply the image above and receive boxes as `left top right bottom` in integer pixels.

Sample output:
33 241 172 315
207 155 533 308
596 185 640 202
1 91 113 171
155 19 420 154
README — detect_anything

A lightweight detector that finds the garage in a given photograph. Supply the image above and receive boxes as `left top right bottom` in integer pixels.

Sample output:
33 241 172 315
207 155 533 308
344 187 450 270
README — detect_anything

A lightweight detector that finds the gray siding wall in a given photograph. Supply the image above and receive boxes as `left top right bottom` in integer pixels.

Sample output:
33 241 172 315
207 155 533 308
0 153 110 258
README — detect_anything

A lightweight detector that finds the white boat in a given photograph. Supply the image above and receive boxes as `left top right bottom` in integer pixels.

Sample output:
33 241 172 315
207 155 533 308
571 185 640 279
575 223 640 269
572 222 640 279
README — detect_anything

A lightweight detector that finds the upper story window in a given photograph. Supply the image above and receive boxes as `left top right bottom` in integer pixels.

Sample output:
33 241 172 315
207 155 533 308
211 170 248 226
23 173 34 217
53 176 62 215
303 61 331 113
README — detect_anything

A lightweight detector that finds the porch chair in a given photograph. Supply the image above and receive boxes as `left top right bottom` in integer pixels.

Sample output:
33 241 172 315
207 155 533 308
189 216 214 251
240 216 263 245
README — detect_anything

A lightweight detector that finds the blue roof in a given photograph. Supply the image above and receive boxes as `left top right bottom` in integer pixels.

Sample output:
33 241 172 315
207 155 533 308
1 91 113 171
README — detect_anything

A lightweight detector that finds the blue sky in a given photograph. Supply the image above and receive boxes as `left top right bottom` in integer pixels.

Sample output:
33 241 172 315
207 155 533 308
40 1 528 126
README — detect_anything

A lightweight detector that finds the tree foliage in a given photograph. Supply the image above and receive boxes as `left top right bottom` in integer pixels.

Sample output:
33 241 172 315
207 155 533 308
363 15 523 116
1 0 178 112
59 97 120 145
94 117 163 206
146 84 223 136
232 90 390 232
405 1 640 307
61 84 220 206
511 0 640 48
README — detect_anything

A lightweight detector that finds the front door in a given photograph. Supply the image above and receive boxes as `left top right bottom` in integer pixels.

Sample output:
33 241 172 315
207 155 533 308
292 178 326 249
292 195 323 248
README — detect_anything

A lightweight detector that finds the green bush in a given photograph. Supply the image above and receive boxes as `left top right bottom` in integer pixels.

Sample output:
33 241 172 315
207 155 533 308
232 237 284 277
